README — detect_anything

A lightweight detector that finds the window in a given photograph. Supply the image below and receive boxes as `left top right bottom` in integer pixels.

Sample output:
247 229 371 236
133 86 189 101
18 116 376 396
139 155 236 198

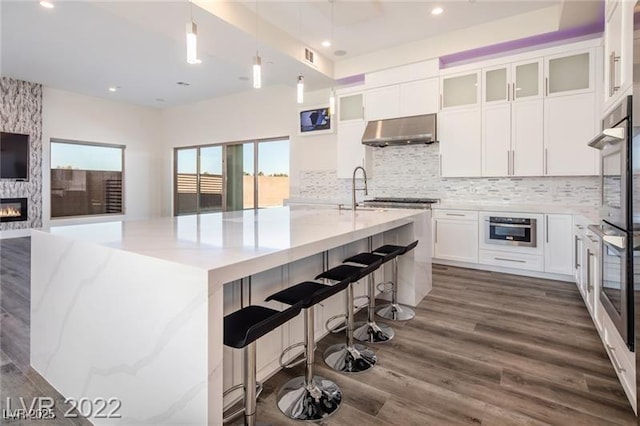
174 138 289 215
50 140 124 218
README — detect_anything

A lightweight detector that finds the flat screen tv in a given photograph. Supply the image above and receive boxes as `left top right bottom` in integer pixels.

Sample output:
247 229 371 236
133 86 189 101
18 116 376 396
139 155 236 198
0 132 29 180
299 107 332 135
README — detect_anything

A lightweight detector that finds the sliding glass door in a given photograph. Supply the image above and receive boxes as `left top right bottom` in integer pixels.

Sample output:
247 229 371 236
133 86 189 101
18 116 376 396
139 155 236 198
174 138 288 215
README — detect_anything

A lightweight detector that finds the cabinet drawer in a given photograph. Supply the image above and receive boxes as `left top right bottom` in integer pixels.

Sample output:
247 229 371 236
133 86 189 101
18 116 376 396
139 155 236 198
479 249 544 272
433 209 478 220
601 309 636 408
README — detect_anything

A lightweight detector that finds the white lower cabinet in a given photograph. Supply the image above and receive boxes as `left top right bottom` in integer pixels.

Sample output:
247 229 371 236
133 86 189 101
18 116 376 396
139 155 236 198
433 210 478 263
543 214 573 275
479 249 544 272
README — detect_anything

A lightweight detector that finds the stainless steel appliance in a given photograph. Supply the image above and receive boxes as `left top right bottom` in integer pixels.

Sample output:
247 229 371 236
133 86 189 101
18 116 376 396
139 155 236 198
484 216 537 248
361 114 437 147
361 197 440 209
589 95 635 351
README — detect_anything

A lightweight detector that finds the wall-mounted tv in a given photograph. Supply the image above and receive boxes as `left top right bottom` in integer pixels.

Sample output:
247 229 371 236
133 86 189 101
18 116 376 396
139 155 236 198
299 106 332 135
0 132 29 180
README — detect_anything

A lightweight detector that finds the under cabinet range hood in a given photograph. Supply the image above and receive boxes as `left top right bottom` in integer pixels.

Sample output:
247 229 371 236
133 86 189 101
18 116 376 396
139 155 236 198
361 113 437 147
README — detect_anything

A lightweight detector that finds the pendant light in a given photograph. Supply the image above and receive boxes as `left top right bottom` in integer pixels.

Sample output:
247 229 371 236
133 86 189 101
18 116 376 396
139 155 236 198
186 2 198 64
253 0 262 89
297 75 305 104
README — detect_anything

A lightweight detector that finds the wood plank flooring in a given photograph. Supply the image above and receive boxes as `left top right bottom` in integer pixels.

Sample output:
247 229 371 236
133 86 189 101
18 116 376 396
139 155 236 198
233 264 637 425
0 238 636 425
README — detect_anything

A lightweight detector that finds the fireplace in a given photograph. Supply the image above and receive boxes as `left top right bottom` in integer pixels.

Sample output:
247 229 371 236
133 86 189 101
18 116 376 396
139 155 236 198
0 198 28 223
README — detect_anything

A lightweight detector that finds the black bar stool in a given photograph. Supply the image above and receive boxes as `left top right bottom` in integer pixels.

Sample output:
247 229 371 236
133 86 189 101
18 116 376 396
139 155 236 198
375 240 419 321
223 303 302 426
343 248 403 343
265 277 350 421
316 258 383 374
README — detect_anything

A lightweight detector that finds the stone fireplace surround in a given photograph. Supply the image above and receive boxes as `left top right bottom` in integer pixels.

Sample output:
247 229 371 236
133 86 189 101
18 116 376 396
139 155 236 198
0 77 43 231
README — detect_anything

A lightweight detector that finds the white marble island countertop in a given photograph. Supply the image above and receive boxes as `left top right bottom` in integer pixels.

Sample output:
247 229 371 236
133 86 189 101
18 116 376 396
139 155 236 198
36 205 426 285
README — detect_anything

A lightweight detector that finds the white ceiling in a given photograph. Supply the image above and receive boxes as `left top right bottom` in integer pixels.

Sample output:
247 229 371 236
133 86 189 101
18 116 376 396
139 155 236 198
0 1 602 109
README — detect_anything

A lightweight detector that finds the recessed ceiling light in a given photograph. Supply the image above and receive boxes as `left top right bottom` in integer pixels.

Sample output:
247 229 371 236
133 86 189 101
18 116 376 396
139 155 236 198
321 40 331 48
40 1 54 9
155 98 165 102
431 7 444 15
176 81 190 86
108 87 118 92
334 50 347 57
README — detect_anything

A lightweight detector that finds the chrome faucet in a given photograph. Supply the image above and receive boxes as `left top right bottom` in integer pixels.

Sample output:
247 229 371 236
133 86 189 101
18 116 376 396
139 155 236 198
352 166 368 210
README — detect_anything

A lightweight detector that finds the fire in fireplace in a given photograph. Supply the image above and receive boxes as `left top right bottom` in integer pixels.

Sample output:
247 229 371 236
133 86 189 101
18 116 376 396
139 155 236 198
0 198 28 223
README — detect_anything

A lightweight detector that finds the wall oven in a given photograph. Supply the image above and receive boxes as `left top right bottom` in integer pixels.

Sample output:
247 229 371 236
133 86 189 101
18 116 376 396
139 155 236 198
588 95 635 351
485 216 537 247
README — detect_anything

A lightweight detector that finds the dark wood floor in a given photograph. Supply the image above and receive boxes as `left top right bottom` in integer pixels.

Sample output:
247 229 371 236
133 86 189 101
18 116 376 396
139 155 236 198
234 264 637 425
1 238 636 425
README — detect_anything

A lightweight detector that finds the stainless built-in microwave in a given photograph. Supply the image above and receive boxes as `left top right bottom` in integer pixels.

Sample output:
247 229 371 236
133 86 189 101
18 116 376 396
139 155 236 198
485 216 537 248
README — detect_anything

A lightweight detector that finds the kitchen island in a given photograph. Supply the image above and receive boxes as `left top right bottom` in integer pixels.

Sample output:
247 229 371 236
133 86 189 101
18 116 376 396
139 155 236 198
30 206 431 425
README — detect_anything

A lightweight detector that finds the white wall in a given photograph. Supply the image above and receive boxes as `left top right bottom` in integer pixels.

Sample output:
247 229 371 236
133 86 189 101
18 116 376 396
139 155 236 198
158 84 337 216
41 87 162 226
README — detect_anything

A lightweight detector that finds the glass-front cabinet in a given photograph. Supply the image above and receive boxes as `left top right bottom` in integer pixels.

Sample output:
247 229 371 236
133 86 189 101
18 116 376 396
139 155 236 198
544 49 594 97
481 59 543 105
338 93 364 122
440 71 481 109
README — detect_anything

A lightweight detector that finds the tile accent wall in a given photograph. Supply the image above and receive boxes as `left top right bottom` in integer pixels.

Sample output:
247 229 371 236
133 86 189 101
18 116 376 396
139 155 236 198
0 77 43 230
295 144 600 208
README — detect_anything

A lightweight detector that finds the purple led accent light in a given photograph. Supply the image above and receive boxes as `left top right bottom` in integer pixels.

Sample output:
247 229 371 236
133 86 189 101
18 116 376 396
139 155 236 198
440 21 604 68
335 74 365 85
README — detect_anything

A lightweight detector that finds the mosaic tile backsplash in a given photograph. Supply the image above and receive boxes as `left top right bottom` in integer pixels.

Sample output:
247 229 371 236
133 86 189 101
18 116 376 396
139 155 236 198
296 144 600 208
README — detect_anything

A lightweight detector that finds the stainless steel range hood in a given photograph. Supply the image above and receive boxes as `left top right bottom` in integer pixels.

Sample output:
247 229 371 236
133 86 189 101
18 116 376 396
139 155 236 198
361 113 437 147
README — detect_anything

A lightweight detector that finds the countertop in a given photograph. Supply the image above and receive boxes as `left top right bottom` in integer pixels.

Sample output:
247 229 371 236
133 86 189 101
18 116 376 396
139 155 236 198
34 206 426 274
431 201 599 222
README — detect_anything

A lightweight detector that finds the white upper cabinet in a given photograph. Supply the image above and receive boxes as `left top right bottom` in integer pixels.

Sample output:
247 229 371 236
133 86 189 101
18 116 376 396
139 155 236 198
544 92 598 176
513 59 544 101
544 49 595 97
338 93 364 123
440 71 481 110
483 65 510 104
439 107 482 177
364 85 400 121
400 78 439 116
364 78 439 121
512 99 544 176
481 103 511 176
603 0 634 112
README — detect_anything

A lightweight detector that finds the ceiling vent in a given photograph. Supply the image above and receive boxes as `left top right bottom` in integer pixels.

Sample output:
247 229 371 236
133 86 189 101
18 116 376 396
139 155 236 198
303 47 317 67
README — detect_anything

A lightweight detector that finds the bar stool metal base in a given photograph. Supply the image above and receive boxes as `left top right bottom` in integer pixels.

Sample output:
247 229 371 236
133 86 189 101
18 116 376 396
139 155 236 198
323 343 377 373
353 320 394 343
376 303 416 321
276 376 342 421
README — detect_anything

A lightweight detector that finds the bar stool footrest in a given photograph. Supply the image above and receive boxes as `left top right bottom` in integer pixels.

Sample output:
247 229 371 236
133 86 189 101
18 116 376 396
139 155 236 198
376 281 394 294
325 314 347 334
279 341 307 369
222 382 264 423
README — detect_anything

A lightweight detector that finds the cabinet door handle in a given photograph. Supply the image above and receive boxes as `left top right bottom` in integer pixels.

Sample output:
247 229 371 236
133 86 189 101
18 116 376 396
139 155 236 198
445 213 466 217
574 235 580 269
511 150 515 175
546 215 549 243
495 257 526 263
439 154 442 177
606 344 626 373
434 221 438 243
610 52 621 96
507 150 511 175
545 77 549 96
507 83 511 102
512 83 516 101
587 249 594 293
544 148 548 175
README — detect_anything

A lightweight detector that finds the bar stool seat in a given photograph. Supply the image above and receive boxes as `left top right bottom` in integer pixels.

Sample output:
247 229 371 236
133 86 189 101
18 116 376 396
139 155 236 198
265 279 349 421
315 259 382 374
223 304 301 425
374 240 419 322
